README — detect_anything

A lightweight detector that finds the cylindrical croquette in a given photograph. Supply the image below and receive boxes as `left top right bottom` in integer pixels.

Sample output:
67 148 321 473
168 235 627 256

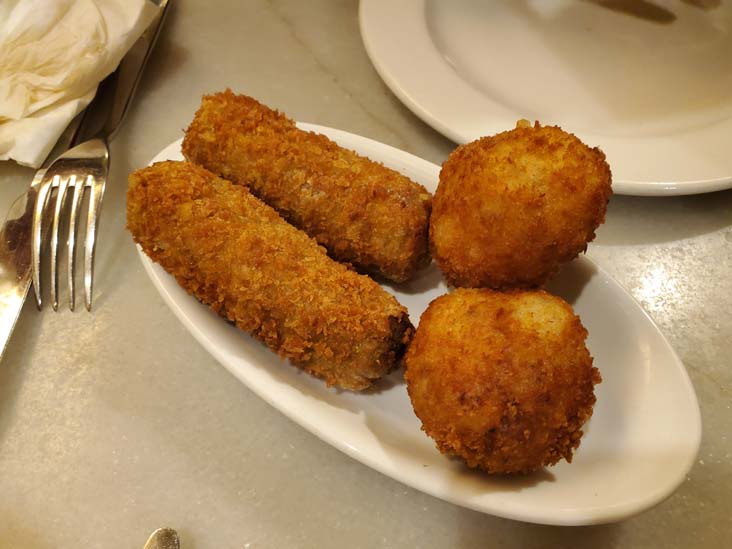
181 90 432 283
127 160 414 391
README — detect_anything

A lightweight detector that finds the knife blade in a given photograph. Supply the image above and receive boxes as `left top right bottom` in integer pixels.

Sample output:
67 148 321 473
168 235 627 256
0 0 171 362
0 168 49 361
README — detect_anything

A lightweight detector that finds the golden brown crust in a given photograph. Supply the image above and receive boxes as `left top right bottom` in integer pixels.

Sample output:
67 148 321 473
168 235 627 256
430 122 612 289
182 89 432 283
127 160 414 391
404 288 601 473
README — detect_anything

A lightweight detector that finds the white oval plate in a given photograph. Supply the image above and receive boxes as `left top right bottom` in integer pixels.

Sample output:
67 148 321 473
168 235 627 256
138 126 701 525
359 0 732 196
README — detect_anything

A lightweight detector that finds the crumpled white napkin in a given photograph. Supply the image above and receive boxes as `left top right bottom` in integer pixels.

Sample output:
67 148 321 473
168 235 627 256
0 0 159 168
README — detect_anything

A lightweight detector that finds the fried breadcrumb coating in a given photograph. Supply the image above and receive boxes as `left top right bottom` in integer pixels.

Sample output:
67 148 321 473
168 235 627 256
404 288 600 474
182 89 432 283
127 160 414 391
430 122 612 289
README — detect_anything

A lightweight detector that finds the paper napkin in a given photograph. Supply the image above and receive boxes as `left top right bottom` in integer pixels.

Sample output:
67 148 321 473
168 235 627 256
0 0 159 168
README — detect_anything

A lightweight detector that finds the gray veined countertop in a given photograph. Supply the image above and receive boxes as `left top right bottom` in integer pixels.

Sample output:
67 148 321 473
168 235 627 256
0 1 730 547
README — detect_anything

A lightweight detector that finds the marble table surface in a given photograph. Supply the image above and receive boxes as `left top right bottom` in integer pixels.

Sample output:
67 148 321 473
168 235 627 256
0 1 729 547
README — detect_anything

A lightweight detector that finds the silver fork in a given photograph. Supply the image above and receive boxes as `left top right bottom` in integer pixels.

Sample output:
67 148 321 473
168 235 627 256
29 0 170 312
31 139 109 311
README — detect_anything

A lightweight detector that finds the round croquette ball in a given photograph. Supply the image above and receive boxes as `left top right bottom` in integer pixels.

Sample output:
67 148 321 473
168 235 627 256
404 288 601 474
430 121 612 289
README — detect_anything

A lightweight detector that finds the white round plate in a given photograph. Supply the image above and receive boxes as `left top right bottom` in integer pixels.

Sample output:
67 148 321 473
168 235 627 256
359 0 732 196
137 126 701 525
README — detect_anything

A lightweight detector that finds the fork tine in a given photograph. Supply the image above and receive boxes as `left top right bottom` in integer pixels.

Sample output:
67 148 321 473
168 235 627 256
31 174 57 309
50 176 71 311
66 175 85 311
83 174 106 311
